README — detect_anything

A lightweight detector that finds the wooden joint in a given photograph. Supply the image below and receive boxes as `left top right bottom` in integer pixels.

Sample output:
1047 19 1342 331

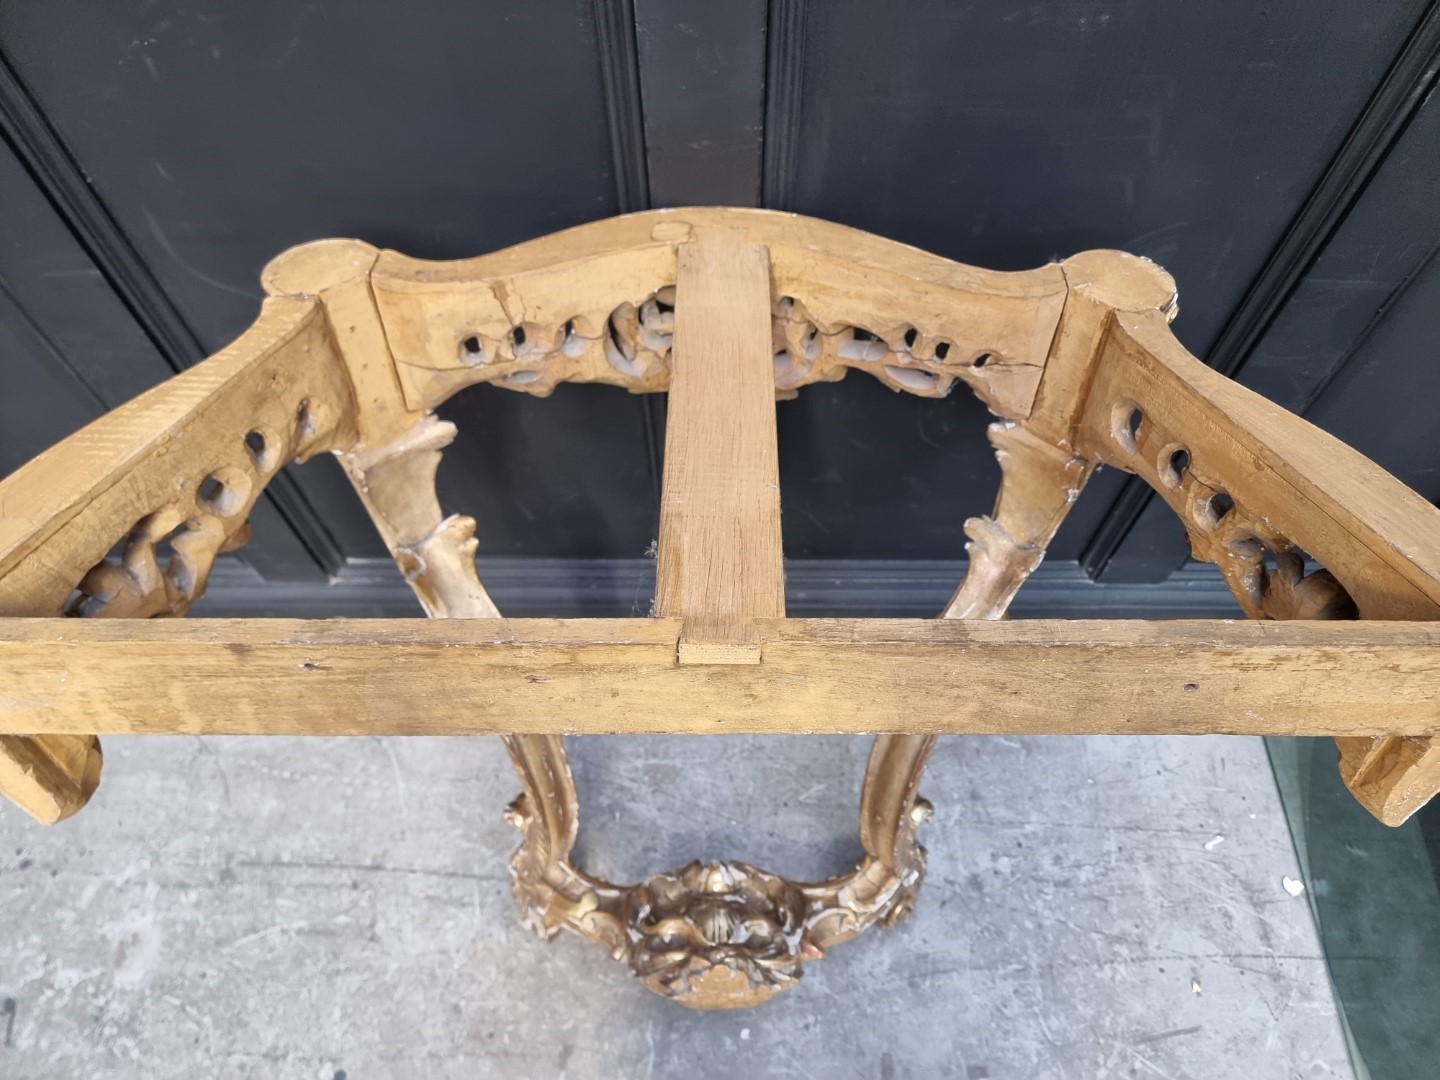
677 616 763 665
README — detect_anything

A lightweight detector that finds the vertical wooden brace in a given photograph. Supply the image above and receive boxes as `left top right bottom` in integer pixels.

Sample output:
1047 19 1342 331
654 237 784 663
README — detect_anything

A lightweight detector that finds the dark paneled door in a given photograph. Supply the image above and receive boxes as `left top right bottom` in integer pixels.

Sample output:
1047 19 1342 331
2 1 1438 584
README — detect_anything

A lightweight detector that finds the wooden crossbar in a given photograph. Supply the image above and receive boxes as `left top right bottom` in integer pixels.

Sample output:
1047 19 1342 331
655 237 785 662
1 617 1436 738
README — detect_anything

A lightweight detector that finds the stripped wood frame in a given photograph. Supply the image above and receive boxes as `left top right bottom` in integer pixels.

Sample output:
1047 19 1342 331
2 208 1438 1009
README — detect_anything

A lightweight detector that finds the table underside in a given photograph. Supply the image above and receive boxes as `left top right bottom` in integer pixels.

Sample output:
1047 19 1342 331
2 209 1438 1008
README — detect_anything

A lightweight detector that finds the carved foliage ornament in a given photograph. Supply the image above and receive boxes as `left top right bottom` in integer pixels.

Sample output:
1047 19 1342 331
420 285 1022 410
505 786 933 1010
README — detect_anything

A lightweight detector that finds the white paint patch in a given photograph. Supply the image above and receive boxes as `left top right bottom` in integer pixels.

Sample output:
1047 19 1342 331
1203 835 1225 851
110 920 163 989
1282 876 1306 897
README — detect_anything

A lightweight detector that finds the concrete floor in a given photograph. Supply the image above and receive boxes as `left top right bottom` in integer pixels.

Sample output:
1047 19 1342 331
1 732 1352 1079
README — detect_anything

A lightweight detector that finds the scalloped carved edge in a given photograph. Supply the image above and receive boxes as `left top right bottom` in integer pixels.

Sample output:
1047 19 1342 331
0 294 361 821
1074 308 1440 825
268 208 1070 420
0 297 358 614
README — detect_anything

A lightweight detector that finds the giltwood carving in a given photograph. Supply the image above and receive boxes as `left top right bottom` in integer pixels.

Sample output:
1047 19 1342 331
2 208 1439 1009
1075 309 1440 822
770 293 1041 412
0 296 355 822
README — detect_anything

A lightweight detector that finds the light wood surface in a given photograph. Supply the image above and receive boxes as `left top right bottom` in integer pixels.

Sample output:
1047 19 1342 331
0 617 1436 738
655 237 785 660
363 208 1067 416
1079 310 1440 617
0 733 102 825
0 293 360 822
0 297 358 616
1075 308 1440 822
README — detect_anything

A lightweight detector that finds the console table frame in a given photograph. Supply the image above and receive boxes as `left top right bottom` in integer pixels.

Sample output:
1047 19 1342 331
2 208 1437 1009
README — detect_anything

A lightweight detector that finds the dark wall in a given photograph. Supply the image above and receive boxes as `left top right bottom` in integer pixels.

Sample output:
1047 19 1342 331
2 1 1438 580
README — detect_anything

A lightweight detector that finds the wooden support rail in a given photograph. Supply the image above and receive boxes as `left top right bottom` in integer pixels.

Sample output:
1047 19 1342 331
654 236 785 658
1 617 1436 739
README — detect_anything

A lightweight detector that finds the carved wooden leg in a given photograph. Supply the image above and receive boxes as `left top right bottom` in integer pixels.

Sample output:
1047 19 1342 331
337 414 499 619
336 415 629 952
942 423 1093 621
501 733 630 951
0 734 102 824
851 423 1094 938
807 733 934 950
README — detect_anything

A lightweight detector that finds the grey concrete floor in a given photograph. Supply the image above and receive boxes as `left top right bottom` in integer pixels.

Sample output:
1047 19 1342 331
1 732 1351 1079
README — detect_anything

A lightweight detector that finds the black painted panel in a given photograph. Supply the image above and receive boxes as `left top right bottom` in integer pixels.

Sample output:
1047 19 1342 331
0 287 102 482
1306 249 1440 504
1240 92 1440 413
787 1 1424 351
0 3 620 345
0 143 147 477
0 148 169 416
435 383 661 559
634 0 766 207
779 0 1427 560
2 0 1437 578
0 1 658 563
777 376 998 560
1096 71 1440 579
777 375 1130 562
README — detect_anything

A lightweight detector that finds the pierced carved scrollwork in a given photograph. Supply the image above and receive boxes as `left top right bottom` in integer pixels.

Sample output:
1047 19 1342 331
63 403 336 621
1099 398 1360 623
369 212 1068 417
1225 539 1359 622
396 281 1032 414
771 294 1030 405
66 510 247 619
603 287 675 383
444 285 678 398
